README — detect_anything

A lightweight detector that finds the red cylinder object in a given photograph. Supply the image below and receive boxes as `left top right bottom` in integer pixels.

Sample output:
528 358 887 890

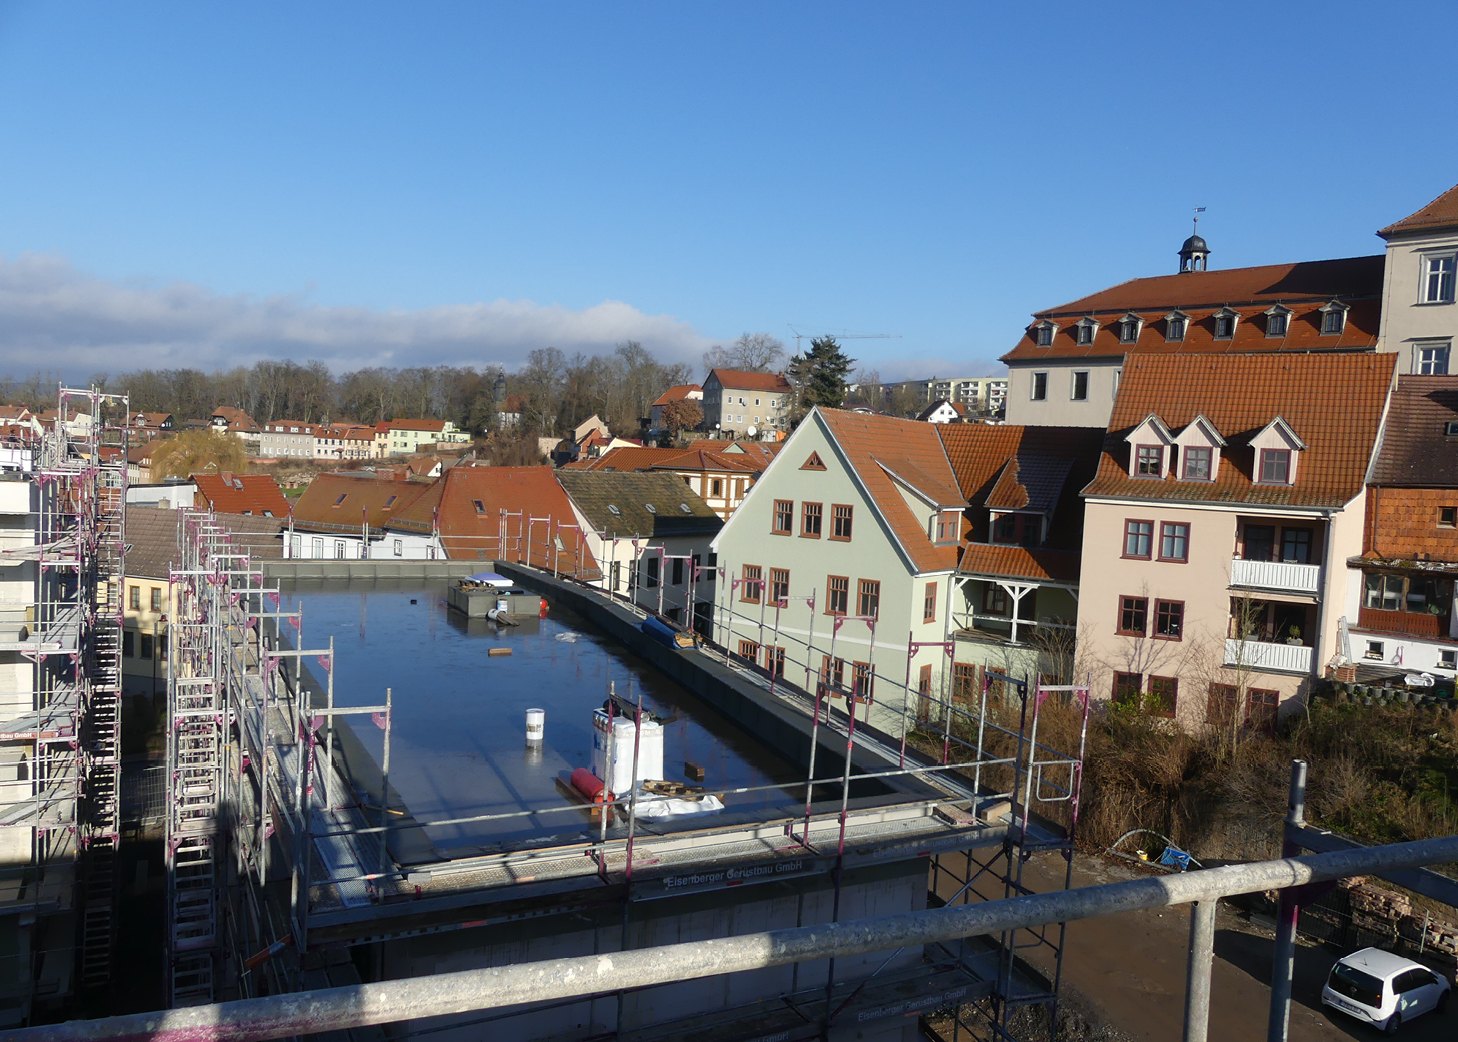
570 767 610 803
539 597 549 618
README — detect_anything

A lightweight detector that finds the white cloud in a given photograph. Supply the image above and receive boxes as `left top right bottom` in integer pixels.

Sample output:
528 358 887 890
0 253 714 376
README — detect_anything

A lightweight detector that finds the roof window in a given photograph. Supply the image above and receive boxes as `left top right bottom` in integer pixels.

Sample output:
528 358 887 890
1075 317 1099 346
1165 311 1188 342
1264 305 1292 338
473 499 486 515
645 503 657 514
1446 421 1458 438
608 504 621 516
384 495 398 508
1319 301 1348 335
1033 320 1056 347
1212 308 1239 340
679 503 692 514
332 494 347 507
1118 314 1142 344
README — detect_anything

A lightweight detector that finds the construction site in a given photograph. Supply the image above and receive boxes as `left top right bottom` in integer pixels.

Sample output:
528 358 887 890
0 389 129 1026
149 508 1091 1042
0 407 1091 1041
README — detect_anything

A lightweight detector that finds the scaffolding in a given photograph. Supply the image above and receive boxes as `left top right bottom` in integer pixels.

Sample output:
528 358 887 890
0 386 128 1016
163 524 1087 1041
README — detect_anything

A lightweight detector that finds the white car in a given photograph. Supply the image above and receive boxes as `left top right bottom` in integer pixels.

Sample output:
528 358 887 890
1322 947 1450 1033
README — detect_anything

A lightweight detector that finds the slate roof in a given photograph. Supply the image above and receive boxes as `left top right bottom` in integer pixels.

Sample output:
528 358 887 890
1379 184 1458 238
556 471 722 539
125 506 282 578
816 408 966 573
291 472 432 533
193 473 291 517
1082 353 1396 508
1003 256 1383 362
707 369 793 392
985 454 1075 514
386 465 596 570
1369 376 1458 487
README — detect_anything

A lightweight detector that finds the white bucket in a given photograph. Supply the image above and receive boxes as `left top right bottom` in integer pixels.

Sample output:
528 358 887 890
525 708 545 743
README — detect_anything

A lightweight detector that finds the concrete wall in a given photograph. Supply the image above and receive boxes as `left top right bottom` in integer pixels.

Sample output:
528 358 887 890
1380 229 1458 374
1003 359 1123 429
264 558 482 581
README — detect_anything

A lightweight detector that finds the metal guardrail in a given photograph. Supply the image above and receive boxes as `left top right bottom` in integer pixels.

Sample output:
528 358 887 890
12 834 1458 1042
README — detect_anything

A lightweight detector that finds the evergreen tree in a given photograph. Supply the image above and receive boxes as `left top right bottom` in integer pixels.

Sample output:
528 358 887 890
791 336 854 410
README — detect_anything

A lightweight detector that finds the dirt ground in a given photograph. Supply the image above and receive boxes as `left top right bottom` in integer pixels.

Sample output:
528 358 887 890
934 852 1454 1041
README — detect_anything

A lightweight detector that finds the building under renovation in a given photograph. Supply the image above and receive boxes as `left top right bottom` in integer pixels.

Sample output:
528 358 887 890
159 515 1090 1042
0 389 128 1026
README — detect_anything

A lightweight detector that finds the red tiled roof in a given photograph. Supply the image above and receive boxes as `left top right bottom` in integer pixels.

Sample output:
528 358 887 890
1379 184 1458 238
210 406 260 433
568 445 762 475
390 418 448 433
291 472 429 532
1368 376 1458 487
816 408 964 573
707 369 792 392
651 384 702 407
956 543 1081 583
1003 257 1383 362
1082 353 1396 508
193 473 291 518
386 465 596 569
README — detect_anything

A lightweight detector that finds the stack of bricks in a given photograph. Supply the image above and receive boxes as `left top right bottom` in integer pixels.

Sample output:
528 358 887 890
1343 877 1458 957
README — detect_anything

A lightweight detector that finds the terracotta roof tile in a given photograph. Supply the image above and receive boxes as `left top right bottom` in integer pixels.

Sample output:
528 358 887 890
956 543 1080 583
1379 184 1458 238
386 465 595 569
291 472 431 533
651 384 702 407
1082 353 1395 508
193 473 291 518
1369 376 1458 487
707 369 792 392
816 408 964 573
1003 257 1382 362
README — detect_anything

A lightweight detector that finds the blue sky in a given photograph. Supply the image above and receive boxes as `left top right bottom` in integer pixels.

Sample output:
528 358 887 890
0 2 1453 381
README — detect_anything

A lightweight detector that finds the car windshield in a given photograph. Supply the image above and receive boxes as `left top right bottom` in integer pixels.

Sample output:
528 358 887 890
1329 963 1385 1008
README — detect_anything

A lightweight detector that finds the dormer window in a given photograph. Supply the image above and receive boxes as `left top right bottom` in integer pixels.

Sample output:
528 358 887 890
1075 317 1099 345
1033 321 1056 347
1182 446 1212 481
1213 308 1239 340
1124 413 1174 480
1135 445 1163 477
1319 301 1348 335
1264 305 1291 338
1259 449 1291 484
1165 311 1188 342
1119 314 1142 344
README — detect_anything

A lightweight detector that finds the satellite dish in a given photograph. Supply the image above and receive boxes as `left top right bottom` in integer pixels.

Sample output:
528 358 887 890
747 425 758 438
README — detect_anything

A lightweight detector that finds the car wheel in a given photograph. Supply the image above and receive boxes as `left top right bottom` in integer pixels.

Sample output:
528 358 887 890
1384 1012 1401 1035
1439 990 1450 1013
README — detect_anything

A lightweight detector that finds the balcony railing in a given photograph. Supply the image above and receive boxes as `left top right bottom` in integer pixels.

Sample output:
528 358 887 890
1357 606 1451 639
1223 638 1314 675
1230 557 1321 595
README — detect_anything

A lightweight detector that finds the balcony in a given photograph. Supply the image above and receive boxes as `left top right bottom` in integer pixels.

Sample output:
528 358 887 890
1230 557 1321 596
1224 638 1313 675
1357 606 1451 639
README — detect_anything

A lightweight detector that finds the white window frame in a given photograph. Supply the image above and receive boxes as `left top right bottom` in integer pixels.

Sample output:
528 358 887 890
1164 311 1188 342
1264 305 1292 338
1070 370 1089 401
1031 372 1049 401
1416 341 1452 376
1318 301 1348 335
1118 314 1142 344
1212 308 1239 340
1033 321 1056 347
1074 317 1099 345
1420 251 1457 304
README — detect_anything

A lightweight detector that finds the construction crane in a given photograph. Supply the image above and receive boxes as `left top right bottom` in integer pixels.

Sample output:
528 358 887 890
786 327 902 354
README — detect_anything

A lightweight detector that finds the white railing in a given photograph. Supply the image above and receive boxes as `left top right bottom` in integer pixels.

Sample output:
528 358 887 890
1230 557 1321 595
1224 638 1313 675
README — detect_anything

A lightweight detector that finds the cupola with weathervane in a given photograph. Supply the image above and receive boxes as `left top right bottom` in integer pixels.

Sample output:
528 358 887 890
1178 207 1210 272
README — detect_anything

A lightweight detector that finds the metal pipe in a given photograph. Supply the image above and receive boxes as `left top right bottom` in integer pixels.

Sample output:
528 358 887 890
1267 759 1307 1042
21 836 1458 1042
1182 898 1216 1042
